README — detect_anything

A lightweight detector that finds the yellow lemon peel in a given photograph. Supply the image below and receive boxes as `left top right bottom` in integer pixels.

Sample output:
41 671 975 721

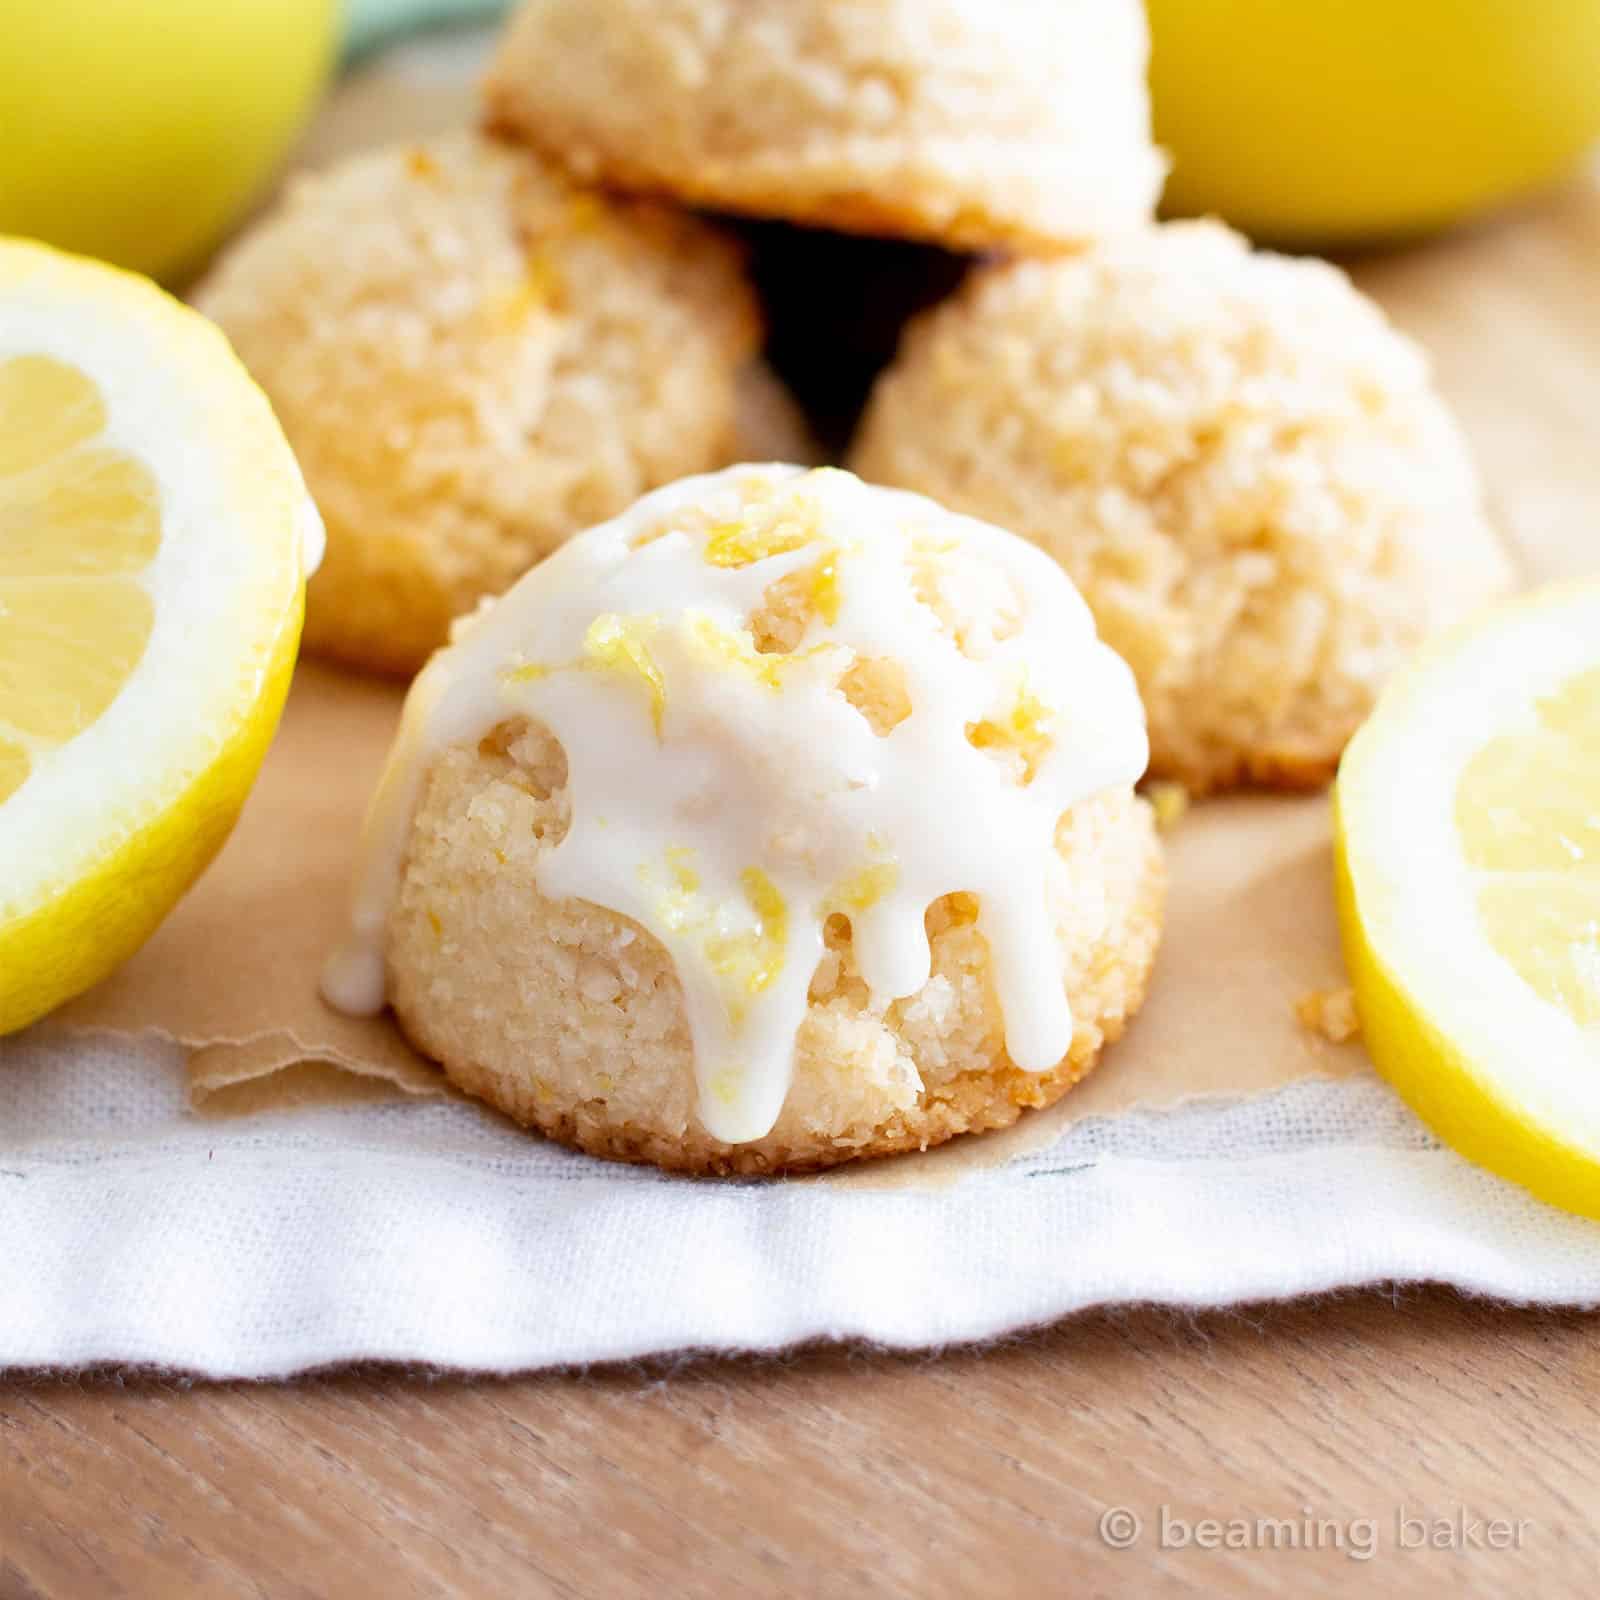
967 679 1058 784
583 612 666 735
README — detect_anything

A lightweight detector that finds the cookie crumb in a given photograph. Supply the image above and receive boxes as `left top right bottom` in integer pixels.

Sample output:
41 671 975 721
1296 986 1361 1044
1146 781 1189 830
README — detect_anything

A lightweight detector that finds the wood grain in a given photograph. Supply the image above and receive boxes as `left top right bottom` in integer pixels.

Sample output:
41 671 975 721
5 91 1600 1600
2 1290 1599 1599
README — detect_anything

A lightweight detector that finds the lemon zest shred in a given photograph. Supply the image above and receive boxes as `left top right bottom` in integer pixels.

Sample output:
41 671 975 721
665 845 699 895
583 612 666 735
967 677 1058 783
705 867 788 1013
805 546 844 625
503 661 549 687
702 514 816 568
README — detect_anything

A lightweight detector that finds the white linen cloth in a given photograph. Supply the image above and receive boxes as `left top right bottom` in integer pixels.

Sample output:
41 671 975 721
3 1029 1597 1378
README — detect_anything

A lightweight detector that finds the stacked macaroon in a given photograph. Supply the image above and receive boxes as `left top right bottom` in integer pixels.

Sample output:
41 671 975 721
195 135 781 674
195 0 1166 674
483 0 1510 792
203 0 1512 1173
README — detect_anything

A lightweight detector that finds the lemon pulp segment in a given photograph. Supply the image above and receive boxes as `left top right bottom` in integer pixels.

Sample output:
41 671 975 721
0 355 159 776
1457 665 1600 1027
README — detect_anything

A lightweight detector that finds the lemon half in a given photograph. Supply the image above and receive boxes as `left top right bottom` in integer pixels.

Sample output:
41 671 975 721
0 237 321 1034
1336 580 1600 1215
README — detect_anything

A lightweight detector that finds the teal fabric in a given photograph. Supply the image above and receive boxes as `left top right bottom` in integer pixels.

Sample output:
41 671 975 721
343 0 510 62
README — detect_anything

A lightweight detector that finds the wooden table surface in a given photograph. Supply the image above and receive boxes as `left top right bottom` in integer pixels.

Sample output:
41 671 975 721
4 1290 1600 1598
5 109 1599 1600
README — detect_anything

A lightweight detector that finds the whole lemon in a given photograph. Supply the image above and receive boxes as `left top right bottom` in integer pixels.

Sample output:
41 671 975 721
1148 0 1600 246
0 0 338 281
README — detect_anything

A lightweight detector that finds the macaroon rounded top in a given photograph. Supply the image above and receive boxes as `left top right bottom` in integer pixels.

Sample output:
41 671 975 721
851 221 1514 791
485 0 1164 251
195 130 763 675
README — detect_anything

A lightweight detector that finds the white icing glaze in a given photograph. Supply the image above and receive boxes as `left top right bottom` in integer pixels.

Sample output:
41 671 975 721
322 466 1148 1143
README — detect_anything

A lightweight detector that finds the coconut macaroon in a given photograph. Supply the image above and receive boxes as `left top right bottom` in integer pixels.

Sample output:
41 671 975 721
194 131 764 676
322 466 1164 1174
484 0 1164 252
733 361 825 468
851 222 1516 793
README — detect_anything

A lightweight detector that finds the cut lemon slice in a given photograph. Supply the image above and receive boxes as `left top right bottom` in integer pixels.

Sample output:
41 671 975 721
1335 579 1600 1216
0 237 321 1034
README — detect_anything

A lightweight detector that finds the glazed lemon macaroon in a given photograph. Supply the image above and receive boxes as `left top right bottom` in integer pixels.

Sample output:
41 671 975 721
851 221 1515 794
485 0 1164 252
194 130 764 676
323 466 1164 1174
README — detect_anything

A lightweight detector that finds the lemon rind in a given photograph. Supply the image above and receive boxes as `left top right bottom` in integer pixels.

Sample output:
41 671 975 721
0 237 312 1029
1334 579 1600 1217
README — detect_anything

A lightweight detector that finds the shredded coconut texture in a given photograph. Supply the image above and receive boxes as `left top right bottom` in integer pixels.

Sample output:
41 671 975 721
852 222 1515 792
485 0 1163 251
195 131 763 675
